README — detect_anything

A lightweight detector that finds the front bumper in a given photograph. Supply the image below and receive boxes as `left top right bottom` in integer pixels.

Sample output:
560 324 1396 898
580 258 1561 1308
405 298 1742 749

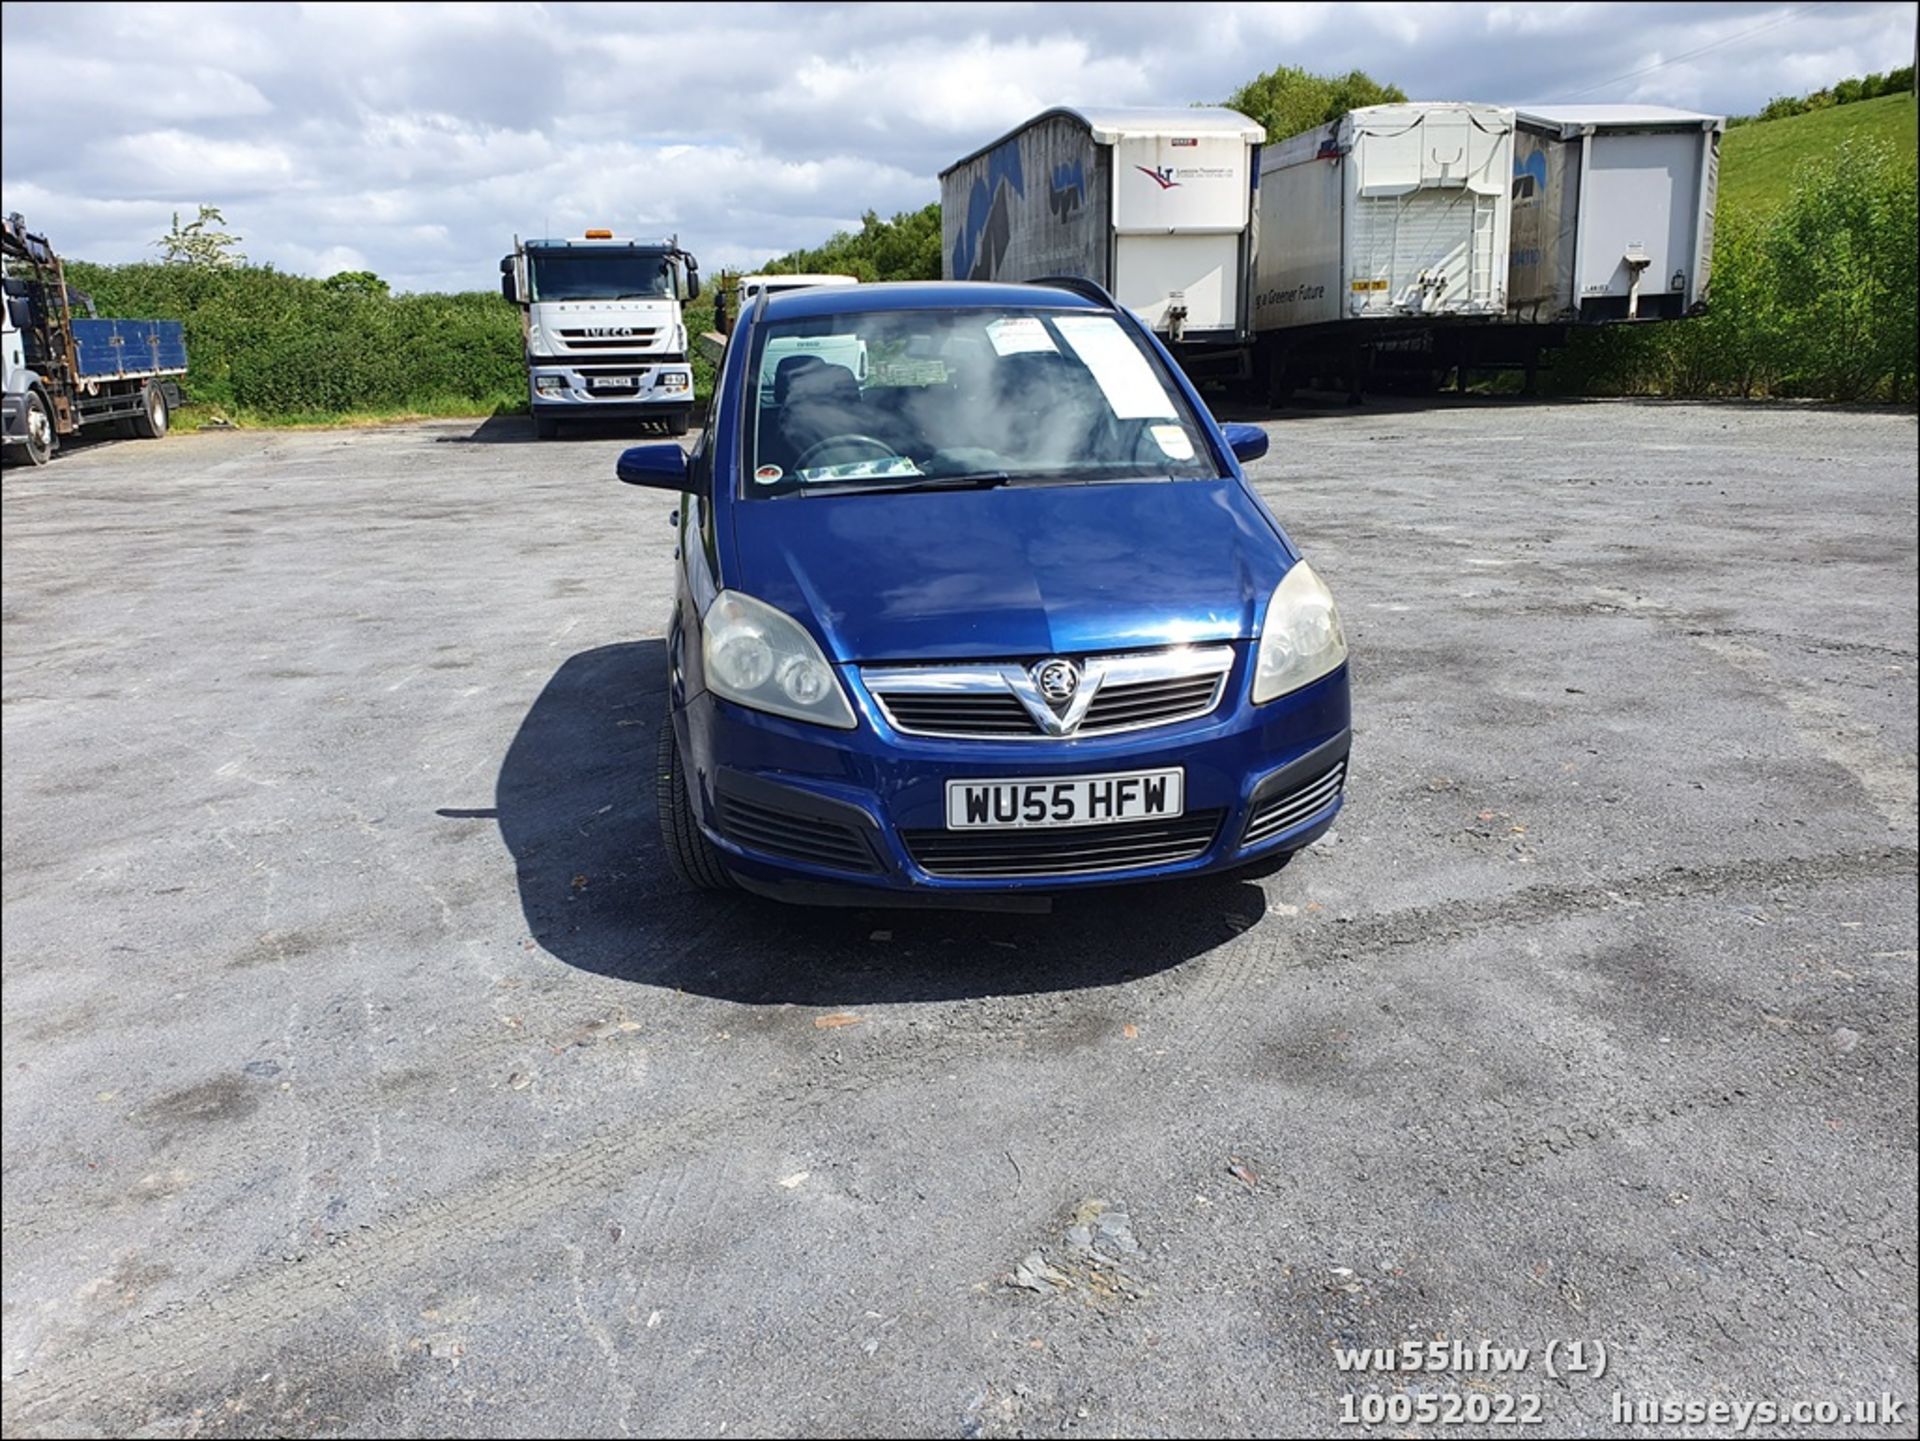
675 648 1350 900
528 361 692 412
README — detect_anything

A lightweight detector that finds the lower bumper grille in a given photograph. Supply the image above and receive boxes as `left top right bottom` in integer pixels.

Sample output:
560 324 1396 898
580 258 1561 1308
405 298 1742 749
902 810 1224 879
1242 758 1346 846
716 792 882 875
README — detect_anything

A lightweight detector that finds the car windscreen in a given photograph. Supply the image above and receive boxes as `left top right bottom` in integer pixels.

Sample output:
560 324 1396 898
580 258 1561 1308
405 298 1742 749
742 307 1223 496
529 250 673 302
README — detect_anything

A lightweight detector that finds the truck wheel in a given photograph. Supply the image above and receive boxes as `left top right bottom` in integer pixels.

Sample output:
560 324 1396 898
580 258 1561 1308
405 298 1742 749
656 713 735 891
663 410 691 438
130 382 169 439
19 389 56 465
534 414 560 440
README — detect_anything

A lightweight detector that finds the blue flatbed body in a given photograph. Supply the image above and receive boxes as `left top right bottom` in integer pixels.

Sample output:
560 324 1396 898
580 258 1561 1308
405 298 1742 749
70 318 188 380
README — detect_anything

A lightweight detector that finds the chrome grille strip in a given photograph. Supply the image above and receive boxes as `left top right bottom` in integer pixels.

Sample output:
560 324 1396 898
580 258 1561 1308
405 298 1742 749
903 811 1224 878
864 645 1234 740
1242 761 1346 845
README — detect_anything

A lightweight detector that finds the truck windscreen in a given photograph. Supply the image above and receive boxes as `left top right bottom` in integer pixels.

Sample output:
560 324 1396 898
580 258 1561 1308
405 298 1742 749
530 251 674 302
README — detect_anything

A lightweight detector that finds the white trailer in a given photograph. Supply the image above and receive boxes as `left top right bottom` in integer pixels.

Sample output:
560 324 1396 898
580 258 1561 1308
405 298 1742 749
1509 105 1723 324
1253 102 1515 339
940 106 1265 372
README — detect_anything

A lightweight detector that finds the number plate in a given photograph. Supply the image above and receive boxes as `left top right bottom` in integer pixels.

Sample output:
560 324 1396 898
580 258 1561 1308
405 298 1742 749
587 376 639 391
945 768 1184 829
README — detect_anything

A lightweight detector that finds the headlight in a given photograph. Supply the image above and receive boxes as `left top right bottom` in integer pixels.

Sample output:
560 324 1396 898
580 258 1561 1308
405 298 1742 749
1252 561 1347 703
702 590 855 728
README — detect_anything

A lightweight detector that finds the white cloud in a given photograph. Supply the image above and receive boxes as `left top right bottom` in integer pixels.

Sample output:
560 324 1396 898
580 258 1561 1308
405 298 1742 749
3 0 1913 292
88 130 297 197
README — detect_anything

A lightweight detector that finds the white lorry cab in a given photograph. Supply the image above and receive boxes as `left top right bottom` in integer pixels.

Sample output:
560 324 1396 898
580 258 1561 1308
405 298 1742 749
500 230 700 439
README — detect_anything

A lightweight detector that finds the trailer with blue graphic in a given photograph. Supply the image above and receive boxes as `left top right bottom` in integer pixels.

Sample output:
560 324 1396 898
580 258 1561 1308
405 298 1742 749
1438 104 1722 392
1507 105 1722 325
939 107 1265 379
3 212 186 466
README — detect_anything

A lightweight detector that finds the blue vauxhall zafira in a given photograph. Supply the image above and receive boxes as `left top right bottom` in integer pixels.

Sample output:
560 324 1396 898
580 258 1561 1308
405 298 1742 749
617 279 1350 906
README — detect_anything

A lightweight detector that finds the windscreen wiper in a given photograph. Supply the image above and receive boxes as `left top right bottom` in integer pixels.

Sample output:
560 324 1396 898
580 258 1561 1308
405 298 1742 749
796 472 1015 497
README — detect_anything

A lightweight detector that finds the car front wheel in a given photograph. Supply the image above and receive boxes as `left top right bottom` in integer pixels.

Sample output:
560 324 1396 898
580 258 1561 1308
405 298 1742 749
656 711 735 890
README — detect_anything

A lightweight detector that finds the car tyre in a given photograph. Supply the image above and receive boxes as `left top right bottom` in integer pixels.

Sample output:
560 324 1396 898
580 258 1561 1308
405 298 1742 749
656 712 735 890
130 382 169 439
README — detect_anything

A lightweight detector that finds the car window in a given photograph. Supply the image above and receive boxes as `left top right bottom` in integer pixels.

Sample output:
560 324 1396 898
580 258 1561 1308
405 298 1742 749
742 307 1220 495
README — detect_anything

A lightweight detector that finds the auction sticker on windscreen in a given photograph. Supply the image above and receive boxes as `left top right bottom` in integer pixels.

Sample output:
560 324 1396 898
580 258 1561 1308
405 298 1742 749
1052 313 1181 419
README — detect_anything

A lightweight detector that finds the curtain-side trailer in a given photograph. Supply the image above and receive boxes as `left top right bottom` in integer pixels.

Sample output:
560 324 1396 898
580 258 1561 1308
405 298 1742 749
1250 103 1514 396
939 106 1265 377
1508 105 1722 324
1436 104 1724 391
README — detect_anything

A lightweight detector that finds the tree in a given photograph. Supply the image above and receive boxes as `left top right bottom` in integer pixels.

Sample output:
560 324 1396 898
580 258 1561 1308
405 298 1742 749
155 205 246 268
324 270 390 298
765 203 941 283
1223 64 1408 142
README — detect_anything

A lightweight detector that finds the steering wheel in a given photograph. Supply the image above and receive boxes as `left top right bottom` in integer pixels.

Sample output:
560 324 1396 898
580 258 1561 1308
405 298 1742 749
794 434 900 471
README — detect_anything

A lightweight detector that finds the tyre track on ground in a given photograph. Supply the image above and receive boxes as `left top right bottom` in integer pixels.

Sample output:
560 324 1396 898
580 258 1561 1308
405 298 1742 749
10 844 1912 1429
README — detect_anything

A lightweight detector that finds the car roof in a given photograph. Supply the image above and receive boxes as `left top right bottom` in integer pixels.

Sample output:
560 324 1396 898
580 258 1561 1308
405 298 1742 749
738 273 859 289
759 279 1106 322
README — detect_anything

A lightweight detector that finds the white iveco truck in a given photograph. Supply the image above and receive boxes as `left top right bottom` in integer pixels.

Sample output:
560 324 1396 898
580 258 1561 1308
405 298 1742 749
500 230 700 438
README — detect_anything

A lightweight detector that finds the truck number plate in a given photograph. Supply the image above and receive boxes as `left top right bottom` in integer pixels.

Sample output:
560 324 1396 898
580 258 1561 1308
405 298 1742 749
587 377 639 391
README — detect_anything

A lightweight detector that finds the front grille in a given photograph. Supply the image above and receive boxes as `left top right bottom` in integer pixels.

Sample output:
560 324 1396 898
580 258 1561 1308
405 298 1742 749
716 793 882 875
877 692 1035 736
903 810 1224 879
865 645 1233 740
1079 674 1223 731
1241 759 1346 846
556 329 660 349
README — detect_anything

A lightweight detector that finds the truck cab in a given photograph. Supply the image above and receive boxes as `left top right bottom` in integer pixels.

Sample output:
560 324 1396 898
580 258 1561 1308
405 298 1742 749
500 231 700 439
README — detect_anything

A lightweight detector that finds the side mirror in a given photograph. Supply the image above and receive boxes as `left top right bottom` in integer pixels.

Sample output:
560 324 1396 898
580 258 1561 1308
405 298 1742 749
498 257 517 304
1222 422 1269 465
617 442 692 492
685 263 701 301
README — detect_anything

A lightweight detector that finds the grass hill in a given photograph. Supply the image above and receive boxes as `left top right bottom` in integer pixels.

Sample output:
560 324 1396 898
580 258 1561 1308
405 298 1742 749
1719 90 1917 214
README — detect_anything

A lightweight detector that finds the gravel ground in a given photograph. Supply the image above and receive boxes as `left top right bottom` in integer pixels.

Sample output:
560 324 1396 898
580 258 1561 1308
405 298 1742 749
2 400 1915 1438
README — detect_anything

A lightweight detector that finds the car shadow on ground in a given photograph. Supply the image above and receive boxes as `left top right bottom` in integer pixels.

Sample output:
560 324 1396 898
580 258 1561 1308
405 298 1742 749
480 641 1266 1005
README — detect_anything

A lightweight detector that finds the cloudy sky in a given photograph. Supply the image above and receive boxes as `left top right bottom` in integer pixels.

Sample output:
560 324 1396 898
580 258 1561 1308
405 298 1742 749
2 1 1912 292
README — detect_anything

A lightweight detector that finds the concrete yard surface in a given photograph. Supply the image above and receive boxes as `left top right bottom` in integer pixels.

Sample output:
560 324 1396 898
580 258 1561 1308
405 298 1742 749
2 400 1916 1437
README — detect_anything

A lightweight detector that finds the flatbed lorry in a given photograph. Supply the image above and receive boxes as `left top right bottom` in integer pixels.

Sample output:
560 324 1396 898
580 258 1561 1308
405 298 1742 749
2 212 186 466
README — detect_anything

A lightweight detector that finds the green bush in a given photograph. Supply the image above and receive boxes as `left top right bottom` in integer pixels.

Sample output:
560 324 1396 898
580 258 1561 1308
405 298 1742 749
61 261 526 421
1735 67 1916 127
